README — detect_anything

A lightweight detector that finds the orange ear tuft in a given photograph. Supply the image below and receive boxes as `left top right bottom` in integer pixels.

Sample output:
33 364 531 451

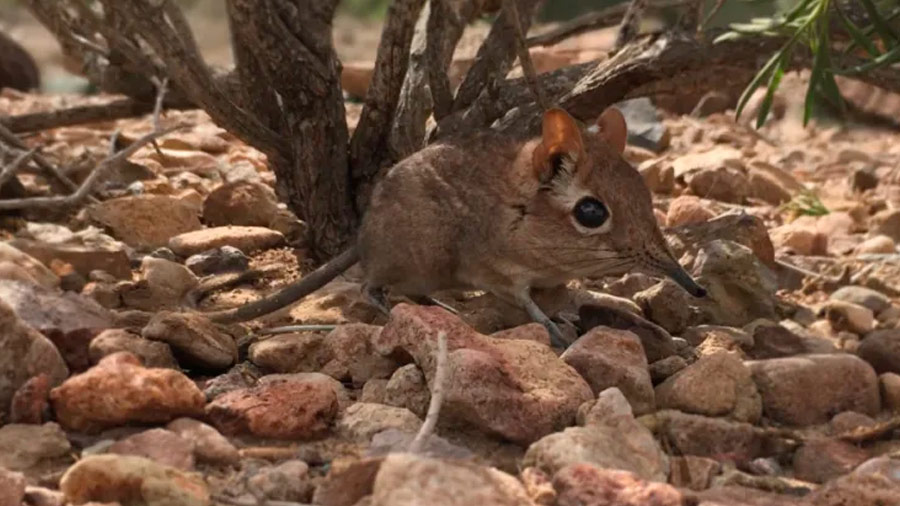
532 108 584 182
596 107 627 154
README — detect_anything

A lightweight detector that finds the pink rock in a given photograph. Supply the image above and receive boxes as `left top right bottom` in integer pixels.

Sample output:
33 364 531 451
321 324 399 387
205 377 337 439
769 223 827 256
373 304 593 444
166 417 239 466
9 373 51 424
49 352 205 432
108 428 195 470
792 439 869 484
553 463 682 506
666 196 715 227
0 467 26 506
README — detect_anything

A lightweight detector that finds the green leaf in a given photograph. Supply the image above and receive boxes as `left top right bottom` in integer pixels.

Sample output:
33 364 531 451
835 43 900 74
756 55 787 129
860 0 899 48
804 43 826 125
713 31 747 43
735 48 787 120
836 4 882 57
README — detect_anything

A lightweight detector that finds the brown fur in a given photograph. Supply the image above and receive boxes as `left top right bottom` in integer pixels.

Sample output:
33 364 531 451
358 107 695 304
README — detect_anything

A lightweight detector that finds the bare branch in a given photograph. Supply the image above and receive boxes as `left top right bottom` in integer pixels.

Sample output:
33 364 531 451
0 123 82 195
0 148 37 189
525 0 690 47
1 97 195 134
503 0 549 110
451 0 542 112
409 331 448 454
349 0 427 204
0 125 180 210
614 0 648 50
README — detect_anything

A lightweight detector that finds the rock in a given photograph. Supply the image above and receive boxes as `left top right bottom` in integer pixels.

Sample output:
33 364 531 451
205 376 338 439
634 280 695 334
492 323 553 347
0 299 68 420
313 456 384 506
82 281 121 309
168 226 284 257
748 168 792 205
577 386 635 426
693 240 778 327
673 146 742 179
645 410 771 460
850 167 878 192
260 372 352 413
857 329 900 374
655 352 761 423
871 209 900 242
142 312 237 371
605 272 658 299
806 457 900 506
9 373 51 424
9 238 131 280
578 304 676 363
823 301 875 335
561 326 655 415
59 454 210 506
769 224 828 256
747 354 880 425
50 352 205 432
247 460 312 502
120 257 198 311
666 212 776 270
688 486 807 506
108 428 195 470
687 166 749 204
666 196 715 227
523 390 668 481
0 280 113 372
520 467 556 506
249 332 329 373
649 356 688 383
88 195 201 250
0 423 71 471
321 324 399 386
830 286 891 314
166 418 239 466
185 246 249 275
361 379 388 403
373 304 593 444
669 456 721 491
203 362 261 401
383 364 430 418
202 180 280 227
552 463 683 506
857 235 895 254
369 453 533 506
337 403 421 441
743 320 809 359
0 467 26 506
829 411 877 434
793 439 869 484
638 160 674 194
89 329 178 369
368 429 473 460
617 98 670 152
881 373 900 412
0 242 59 288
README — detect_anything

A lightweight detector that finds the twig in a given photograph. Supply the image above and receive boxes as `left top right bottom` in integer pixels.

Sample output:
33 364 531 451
0 122 82 195
0 125 180 210
150 77 169 160
0 148 37 188
409 331 448 454
1 97 194 134
503 0 549 110
614 0 649 50
526 0 691 48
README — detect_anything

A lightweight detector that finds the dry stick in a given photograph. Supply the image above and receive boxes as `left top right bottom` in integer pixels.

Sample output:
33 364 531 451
614 0 649 50
0 98 192 134
409 331 449 454
526 0 691 47
150 77 169 160
503 0 549 110
0 125 179 210
0 148 37 188
0 122 82 195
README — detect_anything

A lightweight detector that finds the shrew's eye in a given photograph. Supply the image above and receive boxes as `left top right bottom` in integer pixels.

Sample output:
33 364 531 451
573 197 609 228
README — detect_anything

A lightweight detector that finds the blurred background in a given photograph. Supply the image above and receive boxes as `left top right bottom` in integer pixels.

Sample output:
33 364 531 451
0 0 784 94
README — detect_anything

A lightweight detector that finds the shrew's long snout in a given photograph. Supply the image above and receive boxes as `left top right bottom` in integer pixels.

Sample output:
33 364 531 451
664 261 707 298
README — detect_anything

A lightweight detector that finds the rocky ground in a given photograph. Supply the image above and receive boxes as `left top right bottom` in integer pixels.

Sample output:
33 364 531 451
3 30 900 506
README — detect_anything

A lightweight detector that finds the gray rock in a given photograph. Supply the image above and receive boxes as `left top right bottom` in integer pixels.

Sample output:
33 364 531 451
336 402 421 441
694 240 778 327
830 286 891 314
578 304 676 363
0 423 71 471
185 246 249 276
142 311 237 371
616 98 669 152
857 329 900 374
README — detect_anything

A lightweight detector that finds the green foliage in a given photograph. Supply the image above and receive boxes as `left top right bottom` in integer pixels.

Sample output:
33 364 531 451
716 0 900 128
339 0 392 19
780 189 830 218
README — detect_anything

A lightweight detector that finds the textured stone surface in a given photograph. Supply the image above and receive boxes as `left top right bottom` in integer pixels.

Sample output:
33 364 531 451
655 352 761 422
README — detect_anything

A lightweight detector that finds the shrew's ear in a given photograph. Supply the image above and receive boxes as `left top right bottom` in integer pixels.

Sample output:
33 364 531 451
596 107 627 154
532 108 584 183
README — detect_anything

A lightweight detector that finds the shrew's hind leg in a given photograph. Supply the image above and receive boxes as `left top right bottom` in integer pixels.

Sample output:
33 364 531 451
363 284 391 316
507 288 568 348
